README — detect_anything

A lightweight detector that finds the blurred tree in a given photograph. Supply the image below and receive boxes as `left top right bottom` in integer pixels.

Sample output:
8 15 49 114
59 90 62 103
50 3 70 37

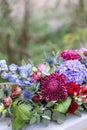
0 0 30 64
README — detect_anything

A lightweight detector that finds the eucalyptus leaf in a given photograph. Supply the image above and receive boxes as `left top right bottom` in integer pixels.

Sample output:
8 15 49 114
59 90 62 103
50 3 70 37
30 117 37 125
56 114 66 124
42 118 50 126
52 111 60 120
46 101 56 107
74 110 81 117
54 96 72 113
52 111 66 124
83 103 87 109
44 110 51 118
42 115 51 120
36 115 40 124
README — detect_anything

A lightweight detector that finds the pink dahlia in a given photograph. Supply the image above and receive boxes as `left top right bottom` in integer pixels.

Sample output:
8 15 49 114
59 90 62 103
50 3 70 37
40 73 68 101
61 50 81 60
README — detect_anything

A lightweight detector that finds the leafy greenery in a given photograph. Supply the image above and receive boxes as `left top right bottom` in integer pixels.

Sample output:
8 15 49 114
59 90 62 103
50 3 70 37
54 96 72 113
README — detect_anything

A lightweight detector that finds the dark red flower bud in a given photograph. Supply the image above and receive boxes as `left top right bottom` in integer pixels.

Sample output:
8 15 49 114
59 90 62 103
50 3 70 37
2 96 12 107
33 93 43 102
11 85 22 98
84 51 87 56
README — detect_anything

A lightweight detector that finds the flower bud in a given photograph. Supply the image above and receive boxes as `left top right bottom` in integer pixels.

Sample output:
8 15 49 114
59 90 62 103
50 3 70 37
2 97 12 107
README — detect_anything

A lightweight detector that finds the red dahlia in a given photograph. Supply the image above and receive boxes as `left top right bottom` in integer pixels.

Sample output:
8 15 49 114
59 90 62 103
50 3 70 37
67 100 78 114
61 50 81 60
66 82 80 96
40 73 68 101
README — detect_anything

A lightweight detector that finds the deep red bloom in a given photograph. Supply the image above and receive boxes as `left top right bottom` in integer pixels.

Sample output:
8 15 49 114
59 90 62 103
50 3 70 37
67 100 78 114
66 82 80 96
33 93 43 102
11 85 22 98
61 50 81 60
40 73 68 101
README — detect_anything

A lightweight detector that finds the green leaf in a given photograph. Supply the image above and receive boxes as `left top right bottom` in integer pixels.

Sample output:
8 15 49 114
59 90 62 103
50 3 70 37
30 117 37 125
22 60 26 66
45 63 50 72
78 52 85 58
42 115 51 120
56 114 66 124
83 103 87 109
35 82 40 92
54 97 72 113
46 101 56 107
12 118 24 130
36 115 40 124
52 111 66 124
52 111 60 120
42 118 50 126
44 110 51 118
74 110 81 117
13 104 31 120
78 106 84 111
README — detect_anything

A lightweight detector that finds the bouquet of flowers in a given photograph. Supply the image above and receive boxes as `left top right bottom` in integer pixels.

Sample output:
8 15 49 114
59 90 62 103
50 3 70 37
0 48 87 130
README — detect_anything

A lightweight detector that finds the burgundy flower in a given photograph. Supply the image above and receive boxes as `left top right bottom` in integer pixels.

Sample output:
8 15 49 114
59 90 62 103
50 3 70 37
33 93 43 102
67 100 78 114
40 73 68 101
66 82 80 96
61 50 81 60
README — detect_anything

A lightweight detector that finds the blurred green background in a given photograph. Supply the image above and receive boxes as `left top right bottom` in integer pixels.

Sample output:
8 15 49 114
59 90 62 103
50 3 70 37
0 0 87 65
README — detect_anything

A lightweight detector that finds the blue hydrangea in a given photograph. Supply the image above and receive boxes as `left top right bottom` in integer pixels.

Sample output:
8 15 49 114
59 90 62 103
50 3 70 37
8 72 18 82
1 72 8 79
21 90 32 101
22 79 33 86
9 64 18 72
18 66 29 79
56 60 87 85
15 79 23 84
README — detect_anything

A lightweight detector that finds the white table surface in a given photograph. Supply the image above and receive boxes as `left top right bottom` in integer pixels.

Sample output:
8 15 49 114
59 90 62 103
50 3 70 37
0 112 87 130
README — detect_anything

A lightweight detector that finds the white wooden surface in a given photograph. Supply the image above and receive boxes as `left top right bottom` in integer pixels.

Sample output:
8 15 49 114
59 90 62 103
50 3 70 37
0 112 87 130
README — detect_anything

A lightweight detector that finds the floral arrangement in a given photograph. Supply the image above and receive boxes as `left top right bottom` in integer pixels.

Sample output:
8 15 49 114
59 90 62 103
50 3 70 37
0 48 87 130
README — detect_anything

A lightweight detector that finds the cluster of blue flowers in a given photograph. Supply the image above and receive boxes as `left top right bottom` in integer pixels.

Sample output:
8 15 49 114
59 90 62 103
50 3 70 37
0 60 33 86
56 60 87 85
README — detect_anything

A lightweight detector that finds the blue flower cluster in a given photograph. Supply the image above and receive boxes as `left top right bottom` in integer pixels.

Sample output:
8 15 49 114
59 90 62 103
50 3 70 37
56 60 87 85
0 60 33 86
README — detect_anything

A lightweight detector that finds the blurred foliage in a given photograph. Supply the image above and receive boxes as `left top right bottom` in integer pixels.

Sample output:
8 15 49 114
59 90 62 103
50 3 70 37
0 0 87 65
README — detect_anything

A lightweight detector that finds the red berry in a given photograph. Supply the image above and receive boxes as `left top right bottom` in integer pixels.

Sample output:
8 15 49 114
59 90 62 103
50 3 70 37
2 97 12 107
